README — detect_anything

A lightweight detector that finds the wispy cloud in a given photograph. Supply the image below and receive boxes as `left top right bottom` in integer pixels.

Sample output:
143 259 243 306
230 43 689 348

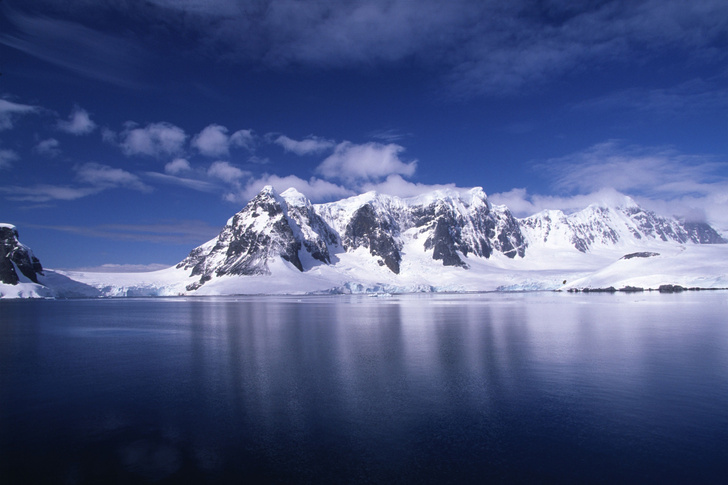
0 149 19 169
574 77 728 115
490 140 728 231
540 141 726 197
33 138 61 157
52 0 724 96
145 171 218 192
0 97 40 131
1 163 151 202
0 6 150 89
57 105 96 135
62 263 172 273
75 163 152 192
0 184 102 202
34 220 221 245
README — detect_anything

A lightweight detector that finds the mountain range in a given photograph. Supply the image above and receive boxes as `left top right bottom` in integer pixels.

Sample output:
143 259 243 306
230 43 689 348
2 186 726 298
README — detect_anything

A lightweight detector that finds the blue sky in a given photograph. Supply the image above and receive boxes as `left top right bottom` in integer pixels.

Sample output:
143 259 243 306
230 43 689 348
1 0 727 270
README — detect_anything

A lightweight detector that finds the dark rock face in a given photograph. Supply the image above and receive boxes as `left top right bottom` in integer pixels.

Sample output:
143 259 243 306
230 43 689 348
0 225 44 285
178 188 304 289
336 191 526 273
343 204 402 273
286 202 339 265
682 222 726 244
411 197 525 268
658 284 686 293
621 252 660 260
177 187 341 290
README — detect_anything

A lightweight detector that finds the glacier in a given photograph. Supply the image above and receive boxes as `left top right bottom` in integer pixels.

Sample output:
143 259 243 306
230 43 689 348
2 186 727 298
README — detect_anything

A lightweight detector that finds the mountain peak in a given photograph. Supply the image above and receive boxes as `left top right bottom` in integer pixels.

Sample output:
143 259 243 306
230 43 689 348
280 187 310 207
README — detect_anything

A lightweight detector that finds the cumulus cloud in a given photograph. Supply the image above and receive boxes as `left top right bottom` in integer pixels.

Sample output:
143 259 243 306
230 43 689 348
490 187 635 217
239 174 353 202
164 158 192 174
360 174 461 198
34 138 61 157
118 121 187 158
192 125 256 156
192 124 230 157
207 161 248 183
57 105 96 135
274 134 335 156
0 98 40 131
230 129 255 151
0 149 19 169
316 141 417 182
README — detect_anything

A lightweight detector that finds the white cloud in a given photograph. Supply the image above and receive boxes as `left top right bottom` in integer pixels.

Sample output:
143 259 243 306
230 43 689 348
360 174 461 198
192 124 230 157
0 149 19 169
207 161 248 183
316 141 417 182
57 105 97 135
490 187 634 217
274 134 335 156
230 129 255 151
165 158 192 174
119 121 187 157
34 138 61 157
239 174 353 203
101 127 118 144
192 125 256 156
0 98 40 131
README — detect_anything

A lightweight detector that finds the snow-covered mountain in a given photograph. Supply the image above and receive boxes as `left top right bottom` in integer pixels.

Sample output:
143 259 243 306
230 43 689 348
2 186 727 298
520 196 725 252
176 186 527 291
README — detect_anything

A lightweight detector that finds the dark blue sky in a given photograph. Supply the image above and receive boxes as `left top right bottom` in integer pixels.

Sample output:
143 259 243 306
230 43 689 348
1 0 727 269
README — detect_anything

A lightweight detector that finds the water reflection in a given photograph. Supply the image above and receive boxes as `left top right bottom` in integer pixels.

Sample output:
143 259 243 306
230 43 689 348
1 293 727 482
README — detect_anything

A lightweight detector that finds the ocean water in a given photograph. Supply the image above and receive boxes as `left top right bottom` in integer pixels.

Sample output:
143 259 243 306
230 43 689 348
1 292 727 484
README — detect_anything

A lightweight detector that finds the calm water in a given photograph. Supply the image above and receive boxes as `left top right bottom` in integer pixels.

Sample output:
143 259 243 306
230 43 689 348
1 292 727 484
